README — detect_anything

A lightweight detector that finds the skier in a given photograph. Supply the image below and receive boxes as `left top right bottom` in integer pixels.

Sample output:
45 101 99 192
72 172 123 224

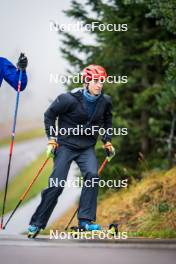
0 54 28 91
28 64 115 237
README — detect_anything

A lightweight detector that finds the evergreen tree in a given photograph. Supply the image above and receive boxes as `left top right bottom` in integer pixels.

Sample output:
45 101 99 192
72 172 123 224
59 0 176 180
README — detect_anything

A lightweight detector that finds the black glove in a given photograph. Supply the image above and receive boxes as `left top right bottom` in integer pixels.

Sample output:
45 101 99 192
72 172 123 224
17 53 28 70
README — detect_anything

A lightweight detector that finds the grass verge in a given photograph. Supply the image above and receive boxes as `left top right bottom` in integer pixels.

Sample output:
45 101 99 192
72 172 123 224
0 153 53 214
0 128 44 147
47 167 176 238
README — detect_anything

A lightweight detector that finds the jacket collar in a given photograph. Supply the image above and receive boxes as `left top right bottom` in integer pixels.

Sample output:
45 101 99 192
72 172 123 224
70 87 104 123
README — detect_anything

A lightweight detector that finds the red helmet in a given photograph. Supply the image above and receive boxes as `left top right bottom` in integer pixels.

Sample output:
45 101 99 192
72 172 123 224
82 64 108 83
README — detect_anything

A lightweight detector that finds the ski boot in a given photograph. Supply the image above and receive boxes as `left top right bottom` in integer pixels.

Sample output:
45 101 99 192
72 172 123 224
79 220 102 231
27 225 40 238
68 220 101 238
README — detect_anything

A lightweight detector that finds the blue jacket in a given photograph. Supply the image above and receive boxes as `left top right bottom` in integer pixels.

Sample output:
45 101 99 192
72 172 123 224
0 57 27 91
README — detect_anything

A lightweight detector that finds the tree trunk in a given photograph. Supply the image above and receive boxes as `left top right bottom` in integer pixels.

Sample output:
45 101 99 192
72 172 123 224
140 62 150 155
141 110 149 155
167 111 176 168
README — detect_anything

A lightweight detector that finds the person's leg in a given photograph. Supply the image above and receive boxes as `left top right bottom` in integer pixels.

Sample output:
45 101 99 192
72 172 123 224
29 145 76 229
75 147 99 222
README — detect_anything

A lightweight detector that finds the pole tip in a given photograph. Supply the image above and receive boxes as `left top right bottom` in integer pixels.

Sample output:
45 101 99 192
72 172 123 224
0 223 6 230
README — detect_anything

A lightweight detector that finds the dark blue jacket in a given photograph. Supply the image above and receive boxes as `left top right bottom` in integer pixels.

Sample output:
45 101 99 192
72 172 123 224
44 88 113 149
0 57 27 91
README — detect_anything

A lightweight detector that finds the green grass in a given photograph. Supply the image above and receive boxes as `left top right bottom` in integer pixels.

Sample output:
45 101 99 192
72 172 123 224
48 167 176 239
128 229 176 239
0 128 45 147
0 153 53 214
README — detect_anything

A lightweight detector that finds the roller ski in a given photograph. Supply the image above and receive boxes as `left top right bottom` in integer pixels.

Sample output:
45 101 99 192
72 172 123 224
68 221 118 238
27 225 41 238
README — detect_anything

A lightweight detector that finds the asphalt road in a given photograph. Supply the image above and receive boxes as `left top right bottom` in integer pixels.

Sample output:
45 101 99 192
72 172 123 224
0 235 176 264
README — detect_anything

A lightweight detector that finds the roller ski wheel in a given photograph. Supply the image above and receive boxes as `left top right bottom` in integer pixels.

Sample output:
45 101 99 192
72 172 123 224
69 226 84 238
108 223 118 236
28 230 40 239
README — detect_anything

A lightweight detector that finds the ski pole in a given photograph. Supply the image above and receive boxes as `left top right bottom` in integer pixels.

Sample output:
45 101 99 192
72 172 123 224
2 157 50 230
0 69 23 229
64 155 111 231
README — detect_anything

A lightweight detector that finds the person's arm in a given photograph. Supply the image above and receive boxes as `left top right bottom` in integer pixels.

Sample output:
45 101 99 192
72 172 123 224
101 96 116 157
44 93 71 139
102 95 113 144
2 56 28 91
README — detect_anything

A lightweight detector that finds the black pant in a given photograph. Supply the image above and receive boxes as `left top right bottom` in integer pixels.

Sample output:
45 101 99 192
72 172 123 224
29 145 99 229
